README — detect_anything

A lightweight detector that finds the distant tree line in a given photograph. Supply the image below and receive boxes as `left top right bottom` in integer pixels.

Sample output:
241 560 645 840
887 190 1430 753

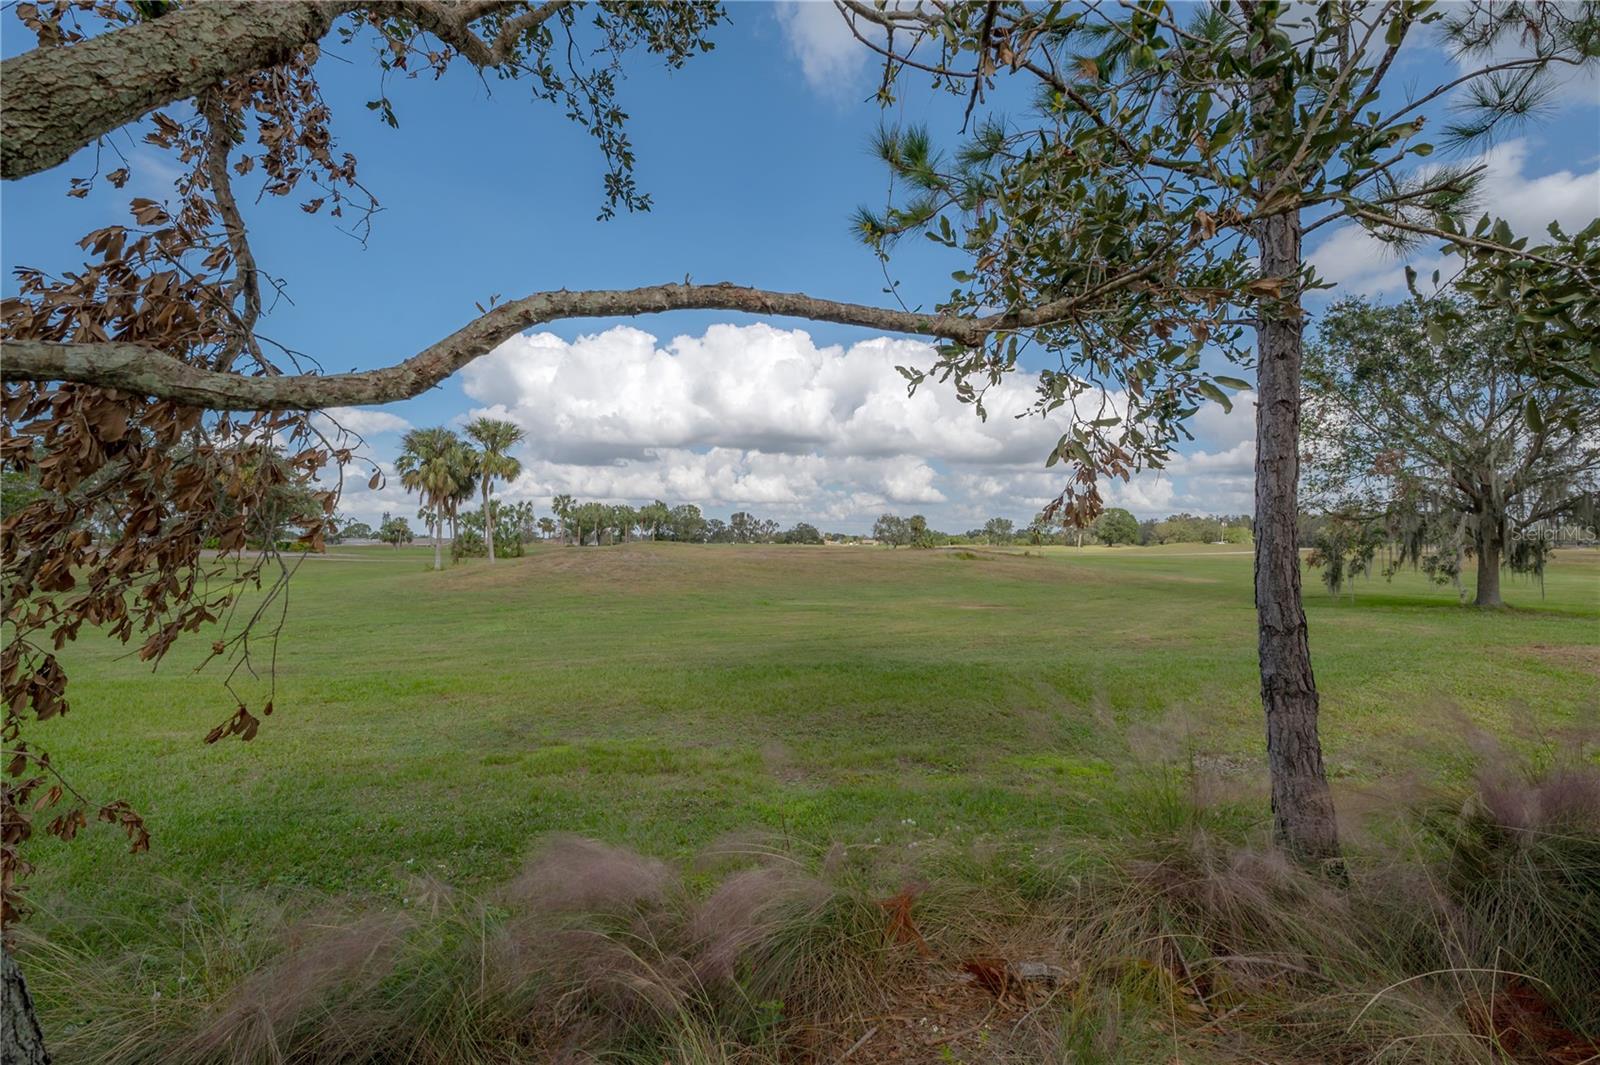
546 497 827 546
869 509 1254 548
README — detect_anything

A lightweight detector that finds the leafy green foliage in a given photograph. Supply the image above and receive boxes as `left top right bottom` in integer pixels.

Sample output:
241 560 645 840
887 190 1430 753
396 427 479 567
335 520 375 542
851 1 1598 524
1091 508 1139 546
355 2 727 219
378 516 413 547
1303 297 1600 600
872 513 911 547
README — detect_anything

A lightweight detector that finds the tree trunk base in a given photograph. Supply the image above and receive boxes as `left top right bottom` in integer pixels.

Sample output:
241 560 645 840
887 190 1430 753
3 945 50 1065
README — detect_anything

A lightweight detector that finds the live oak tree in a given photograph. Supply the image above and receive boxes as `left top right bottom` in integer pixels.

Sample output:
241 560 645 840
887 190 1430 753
2 10 1599 1052
667 502 706 543
983 517 1016 546
1093 507 1141 546
873 512 913 546
836 0 1599 862
1303 296 1600 607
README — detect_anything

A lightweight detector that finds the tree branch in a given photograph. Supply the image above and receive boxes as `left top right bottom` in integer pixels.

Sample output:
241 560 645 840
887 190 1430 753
390 0 572 67
1348 208 1580 270
1 1 358 180
3 280 1132 410
0 0 578 181
199 90 265 374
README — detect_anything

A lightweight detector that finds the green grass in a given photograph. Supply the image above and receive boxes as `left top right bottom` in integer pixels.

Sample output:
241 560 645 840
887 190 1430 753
17 542 1600 1062
23 540 1599 915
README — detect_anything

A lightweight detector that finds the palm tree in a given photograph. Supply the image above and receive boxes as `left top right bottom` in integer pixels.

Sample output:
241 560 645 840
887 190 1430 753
611 504 637 544
396 427 466 571
445 445 478 551
639 499 670 540
537 516 556 541
574 500 605 546
551 493 575 544
505 500 536 552
464 417 525 564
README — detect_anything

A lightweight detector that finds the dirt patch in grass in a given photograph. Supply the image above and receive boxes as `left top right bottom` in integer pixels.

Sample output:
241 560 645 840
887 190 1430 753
1521 644 1600 677
828 960 1064 1063
762 740 814 785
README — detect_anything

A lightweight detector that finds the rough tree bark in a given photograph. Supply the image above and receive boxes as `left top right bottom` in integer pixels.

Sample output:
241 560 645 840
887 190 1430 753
1474 513 1504 608
2 946 50 1065
1253 207 1342 865
0 1 355 180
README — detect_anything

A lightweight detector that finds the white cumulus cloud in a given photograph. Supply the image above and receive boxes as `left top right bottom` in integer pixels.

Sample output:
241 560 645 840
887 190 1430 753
773 1 875 98
368 322 1262 532
318 406 414 438
1309 138 1600 298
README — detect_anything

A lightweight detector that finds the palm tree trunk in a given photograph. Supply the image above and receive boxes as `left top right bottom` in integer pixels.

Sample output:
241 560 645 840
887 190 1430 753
432 509 442 571
483 480 496 564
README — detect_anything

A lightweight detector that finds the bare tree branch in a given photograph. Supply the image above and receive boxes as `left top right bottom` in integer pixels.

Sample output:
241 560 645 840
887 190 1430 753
199 90 265 374
2 270 1178 409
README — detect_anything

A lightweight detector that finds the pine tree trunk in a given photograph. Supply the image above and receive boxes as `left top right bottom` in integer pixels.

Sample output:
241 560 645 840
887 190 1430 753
1474 514 1504 608
2 946 50 1064
484 482 496 564
1253 207 1342 866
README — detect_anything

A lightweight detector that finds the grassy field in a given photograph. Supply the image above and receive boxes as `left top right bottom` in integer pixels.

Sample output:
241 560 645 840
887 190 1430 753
15 541 1600 1062
24 540 1599 906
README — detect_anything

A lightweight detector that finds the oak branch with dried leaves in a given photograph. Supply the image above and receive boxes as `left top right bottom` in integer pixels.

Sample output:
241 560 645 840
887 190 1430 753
3 3 1598 1060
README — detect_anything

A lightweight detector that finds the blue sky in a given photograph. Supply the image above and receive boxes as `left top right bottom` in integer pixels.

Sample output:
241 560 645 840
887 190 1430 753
4 4 1598 532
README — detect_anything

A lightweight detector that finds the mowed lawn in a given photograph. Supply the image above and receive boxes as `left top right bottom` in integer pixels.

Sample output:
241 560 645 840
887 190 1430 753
22 542 1600 912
